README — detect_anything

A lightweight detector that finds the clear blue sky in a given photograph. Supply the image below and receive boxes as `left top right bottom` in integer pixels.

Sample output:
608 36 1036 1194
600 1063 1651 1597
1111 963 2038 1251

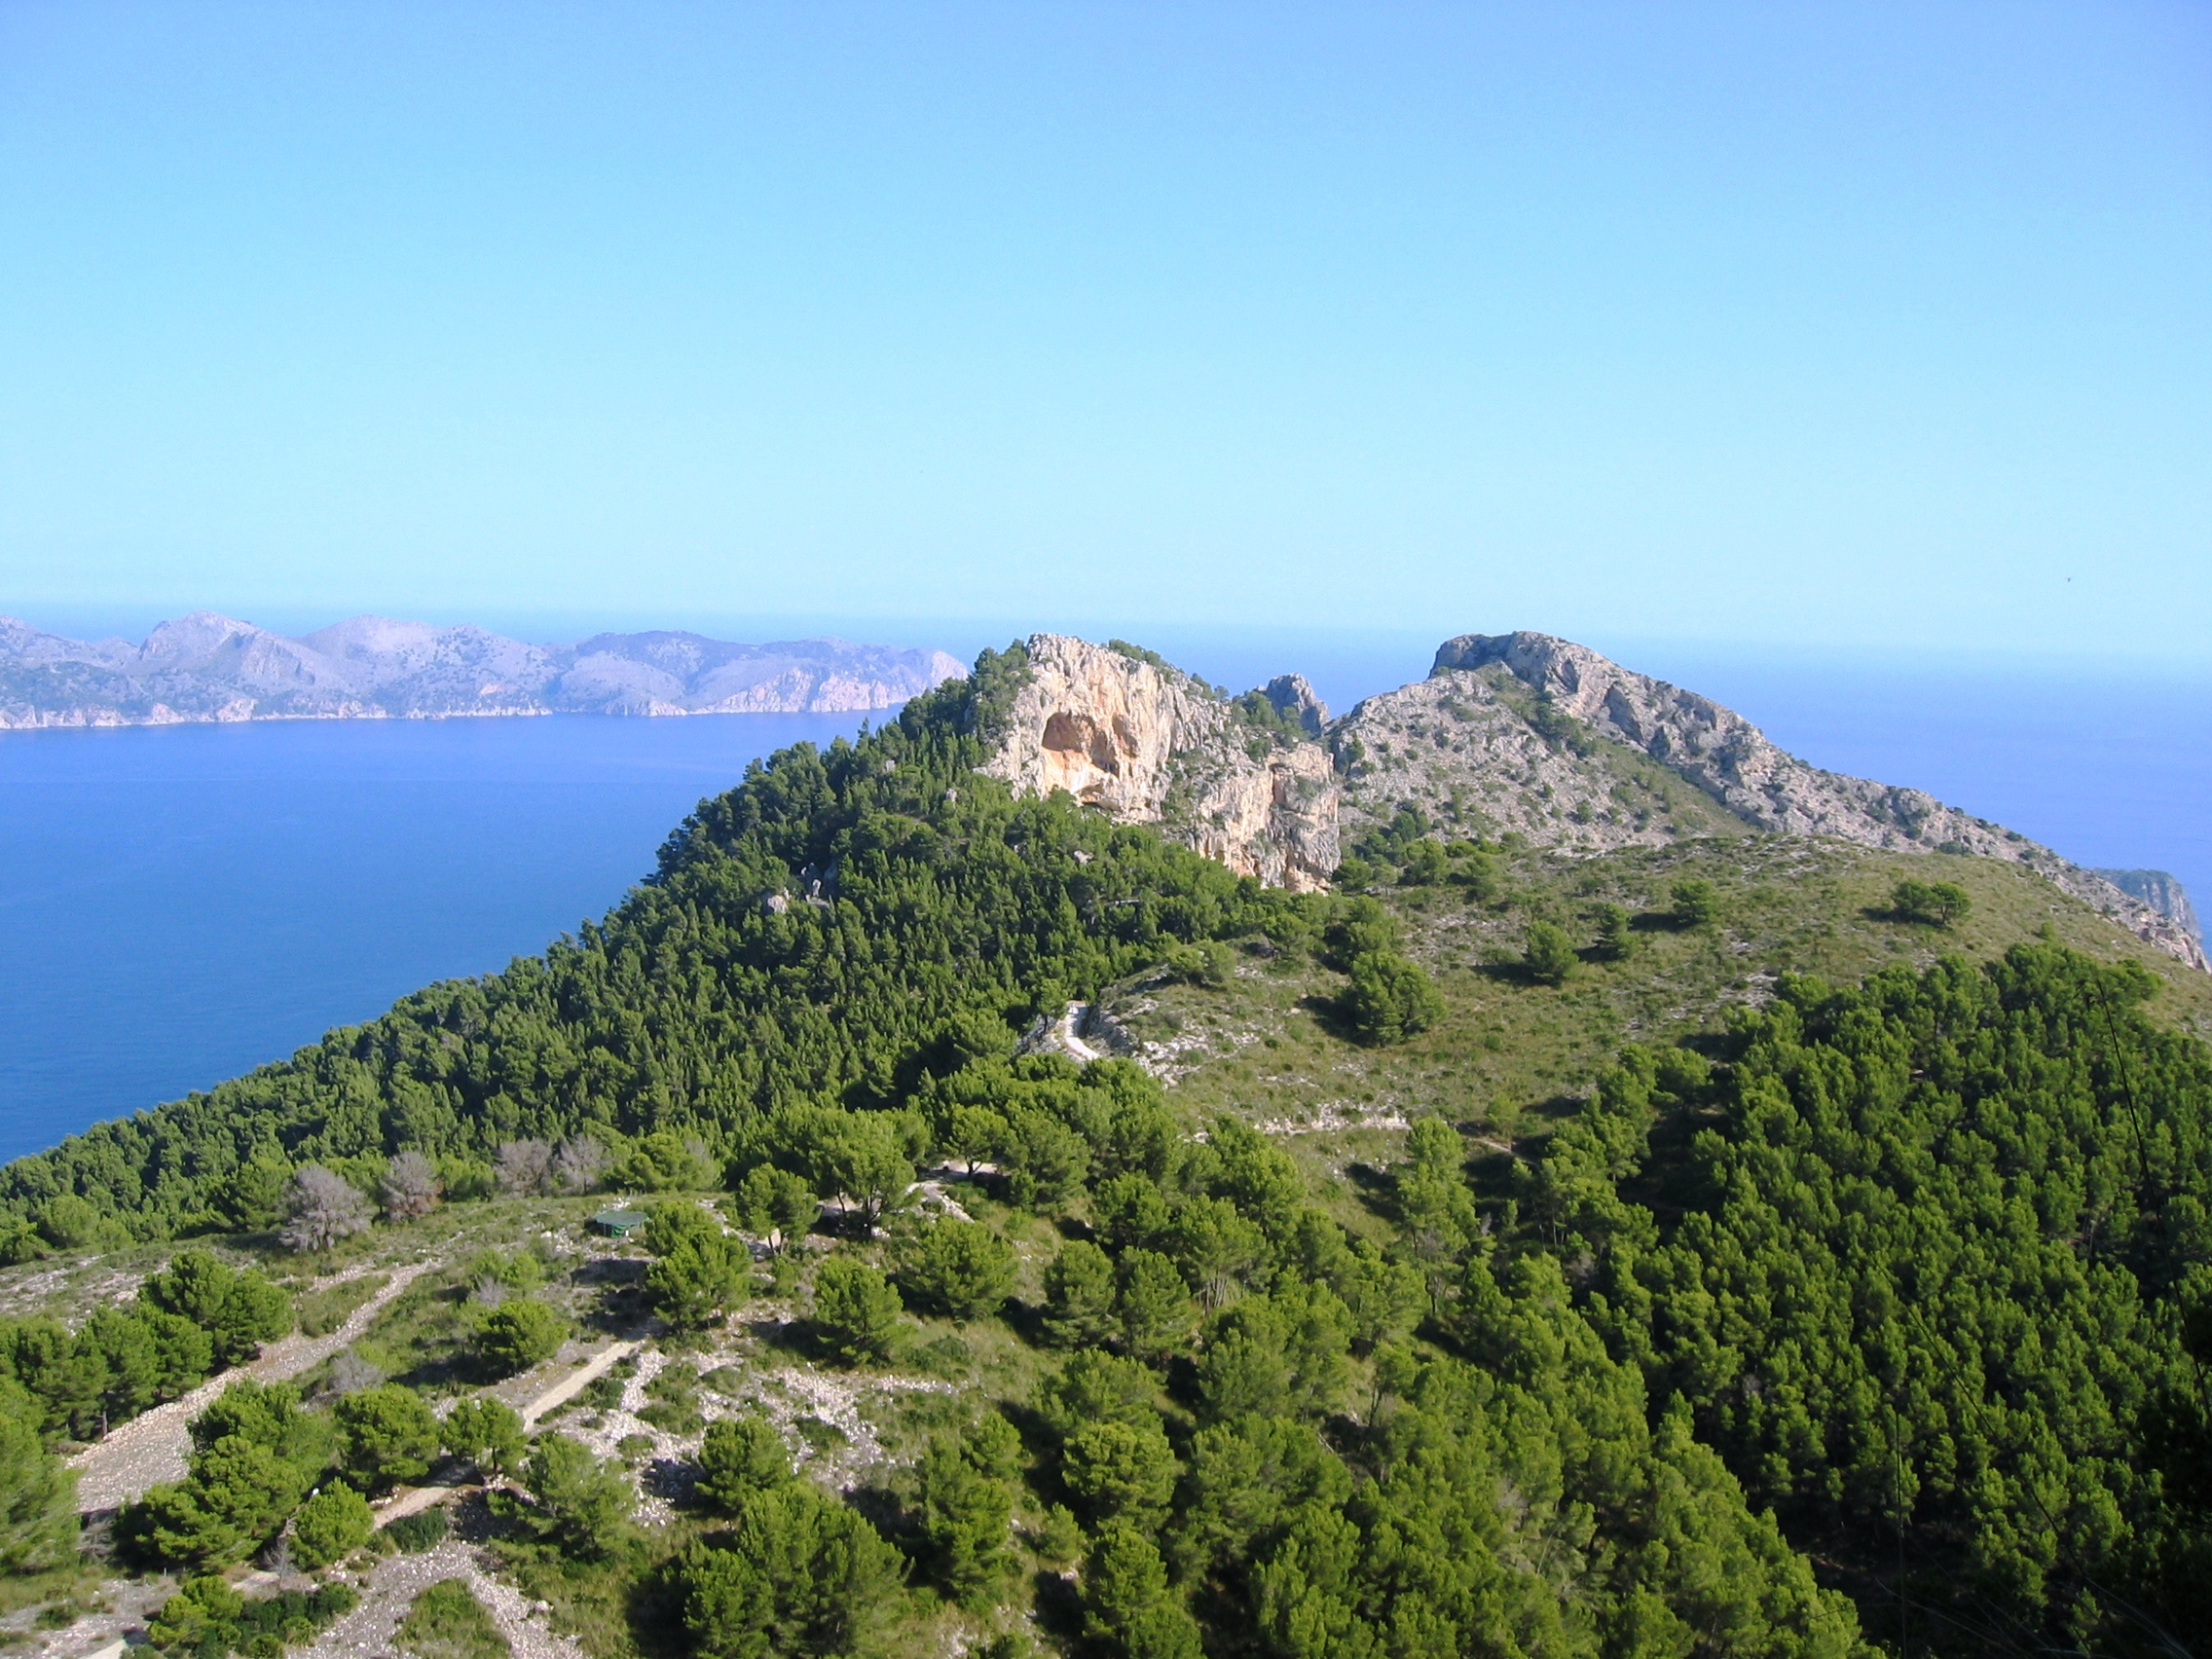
2 2 2207 659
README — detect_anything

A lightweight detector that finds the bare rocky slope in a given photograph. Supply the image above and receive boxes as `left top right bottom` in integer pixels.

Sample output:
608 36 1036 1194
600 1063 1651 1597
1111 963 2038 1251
979 634 1339 889
0 612 963 725
2095 867 2204 943
981 629 2207 972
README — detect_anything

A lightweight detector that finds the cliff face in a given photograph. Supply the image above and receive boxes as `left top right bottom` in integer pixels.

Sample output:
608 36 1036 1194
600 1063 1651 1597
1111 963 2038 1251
2096 869 2204 944
972 628 2203 970
1329 630 2206 971
0 613 963 725
979 635 1340 891
1326 659 1749 851
1431 632 2028 851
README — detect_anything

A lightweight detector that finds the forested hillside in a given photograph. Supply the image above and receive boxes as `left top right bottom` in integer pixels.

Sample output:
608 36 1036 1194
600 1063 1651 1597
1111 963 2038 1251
1530 949 2212 1649
0 645 1299 1238
0 643 2207 1657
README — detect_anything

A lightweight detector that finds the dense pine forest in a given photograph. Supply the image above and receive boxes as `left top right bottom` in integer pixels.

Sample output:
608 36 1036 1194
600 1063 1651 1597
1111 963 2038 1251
0 645 2208 1658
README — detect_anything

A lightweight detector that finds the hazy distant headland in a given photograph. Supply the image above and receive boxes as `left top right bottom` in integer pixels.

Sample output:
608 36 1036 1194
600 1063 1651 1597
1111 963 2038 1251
0 611 966 725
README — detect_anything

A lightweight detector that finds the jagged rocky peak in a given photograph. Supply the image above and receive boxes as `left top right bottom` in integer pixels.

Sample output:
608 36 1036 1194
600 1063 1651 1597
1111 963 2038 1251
1412 628 2015 847
978 634 1340 892
972 627 2205 971
1264 674 1329 736
1327 628 2207 971
1329 634 1745 854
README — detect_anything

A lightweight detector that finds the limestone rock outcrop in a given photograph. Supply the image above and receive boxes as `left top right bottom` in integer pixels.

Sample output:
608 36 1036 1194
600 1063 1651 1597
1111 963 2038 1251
979 635 1340 891
1430 632 2024 851
2095 869 2203 945
975 628 2202 969
1329 630 2205 971
1263 675 1330 736
1327 658 1747 853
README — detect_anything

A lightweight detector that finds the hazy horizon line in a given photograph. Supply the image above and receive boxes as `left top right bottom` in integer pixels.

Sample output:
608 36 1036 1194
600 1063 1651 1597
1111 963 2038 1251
10 601 2210 686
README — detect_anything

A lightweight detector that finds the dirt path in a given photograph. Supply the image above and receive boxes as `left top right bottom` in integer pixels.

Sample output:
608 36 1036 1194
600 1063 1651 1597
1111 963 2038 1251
372 1475 471 1530
1019 999 1106 1062
3 1566 174 1659
293 1533 590 1659
354 1336 643 1531
515 1338 641 1429
906 1176 975 1222
69 1258 442 1512
38 1260 646 1659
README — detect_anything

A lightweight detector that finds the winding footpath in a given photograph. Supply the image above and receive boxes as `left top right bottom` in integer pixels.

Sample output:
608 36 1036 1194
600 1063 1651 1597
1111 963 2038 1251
361 1336 644 1531
292 1530 592 1659
42 1263 646 1659
68 1259 442 1513
301 1340 645 1659
513 1337 641 1431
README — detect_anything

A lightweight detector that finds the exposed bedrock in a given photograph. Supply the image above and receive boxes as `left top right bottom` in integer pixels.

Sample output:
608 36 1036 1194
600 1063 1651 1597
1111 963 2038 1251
980 634 1340 891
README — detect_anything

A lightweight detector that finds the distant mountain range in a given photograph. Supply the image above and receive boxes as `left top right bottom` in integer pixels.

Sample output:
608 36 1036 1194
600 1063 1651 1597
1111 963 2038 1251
0 612 966 726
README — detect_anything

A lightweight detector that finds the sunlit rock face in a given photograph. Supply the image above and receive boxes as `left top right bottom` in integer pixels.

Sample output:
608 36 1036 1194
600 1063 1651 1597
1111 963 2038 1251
980 627 2203 970
981 634 1340 892
1340 630 2204 972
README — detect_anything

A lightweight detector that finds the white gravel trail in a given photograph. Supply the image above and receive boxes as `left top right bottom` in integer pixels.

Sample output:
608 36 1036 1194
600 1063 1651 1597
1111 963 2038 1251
515 1339 641 1429
294 1536 590 1659
69 1258 442 1512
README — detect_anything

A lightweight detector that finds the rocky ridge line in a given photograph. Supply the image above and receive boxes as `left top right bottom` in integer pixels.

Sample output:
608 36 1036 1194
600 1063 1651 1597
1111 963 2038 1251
979 629 2205 973
2095 868 2204 945
1335 630 2206 971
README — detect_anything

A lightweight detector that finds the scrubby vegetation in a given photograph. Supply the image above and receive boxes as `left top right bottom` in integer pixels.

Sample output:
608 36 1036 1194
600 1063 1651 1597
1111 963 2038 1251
0 649 1298 1237
148 1574 357 1659
2 645 2210 1657
396 1578 509 1659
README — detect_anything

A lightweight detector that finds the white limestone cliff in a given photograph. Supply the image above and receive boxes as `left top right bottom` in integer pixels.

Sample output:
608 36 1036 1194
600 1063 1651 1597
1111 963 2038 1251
1361 631 2206 971
976 628 2203 969
979 635 1340 891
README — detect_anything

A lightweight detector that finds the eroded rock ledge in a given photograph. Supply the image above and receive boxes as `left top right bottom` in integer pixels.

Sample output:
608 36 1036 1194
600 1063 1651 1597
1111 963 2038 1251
979 635 1340 891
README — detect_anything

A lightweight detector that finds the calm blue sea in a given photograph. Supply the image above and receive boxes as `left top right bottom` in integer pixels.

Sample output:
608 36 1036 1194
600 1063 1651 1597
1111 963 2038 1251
1 645 2206 1165
0 713 864 1164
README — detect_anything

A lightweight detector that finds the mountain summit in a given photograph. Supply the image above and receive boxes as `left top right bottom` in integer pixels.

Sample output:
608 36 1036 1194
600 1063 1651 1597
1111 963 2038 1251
980 630 2207 972
0 613 963 724
977 634 1341 890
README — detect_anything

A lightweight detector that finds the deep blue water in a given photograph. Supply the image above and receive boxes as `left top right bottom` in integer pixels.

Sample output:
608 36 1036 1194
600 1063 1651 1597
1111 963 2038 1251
0 714 863 1163
1 647 2206 1165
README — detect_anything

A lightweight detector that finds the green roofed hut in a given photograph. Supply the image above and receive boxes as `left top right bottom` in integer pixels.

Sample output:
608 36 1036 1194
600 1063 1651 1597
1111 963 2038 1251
590 1207 648 1238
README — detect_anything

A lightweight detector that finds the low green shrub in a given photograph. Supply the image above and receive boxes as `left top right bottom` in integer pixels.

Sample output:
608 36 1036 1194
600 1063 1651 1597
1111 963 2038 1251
148 1577 357 1659
395 1579 508 1659
387 1507 449 1554
288 1486 372 1569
